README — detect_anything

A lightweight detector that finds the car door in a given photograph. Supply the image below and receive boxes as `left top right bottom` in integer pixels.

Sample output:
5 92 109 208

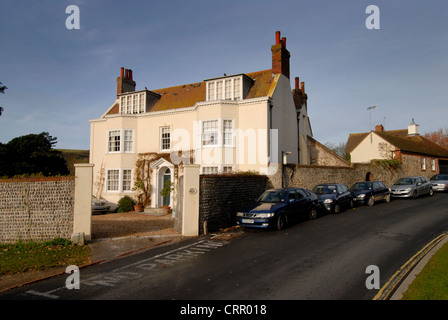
296 188 312 217
338 184 350 207
420 177 430 194
285 190 299 219
372 181 383 200
335 184 344 207
416 177 425 195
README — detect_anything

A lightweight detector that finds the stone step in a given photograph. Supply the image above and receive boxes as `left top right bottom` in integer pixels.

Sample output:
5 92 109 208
143 207 166 215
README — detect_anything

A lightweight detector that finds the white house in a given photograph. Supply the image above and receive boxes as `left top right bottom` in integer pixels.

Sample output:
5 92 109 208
345 120 448 176
89 31 313 207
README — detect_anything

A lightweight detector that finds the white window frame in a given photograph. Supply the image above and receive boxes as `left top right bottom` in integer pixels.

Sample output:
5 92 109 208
106 169 120 192
431 158 436 171
107 129 134 154
202 120 219 147
202 166 218 175
108 130 121 153
122 169 133 192
222 165 234 173
421 157 426 171
222 119 234 147
206 76 243 102
160 126 171 152
106 168 133 193
200 119 234 148
119 92 146 114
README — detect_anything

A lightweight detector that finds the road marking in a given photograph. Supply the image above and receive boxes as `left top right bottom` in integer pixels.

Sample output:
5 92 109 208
373 231 448 300
25 239 228 299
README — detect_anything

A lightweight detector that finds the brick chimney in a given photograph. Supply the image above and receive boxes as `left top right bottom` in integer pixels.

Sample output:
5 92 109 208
375 124 384 133
292 76 307 110
271 31 291 79
117 67 136 96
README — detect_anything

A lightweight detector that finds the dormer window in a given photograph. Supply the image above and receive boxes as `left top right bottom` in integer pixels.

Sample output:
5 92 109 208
205 74 252 102
118 89 161 114
119 92 146 114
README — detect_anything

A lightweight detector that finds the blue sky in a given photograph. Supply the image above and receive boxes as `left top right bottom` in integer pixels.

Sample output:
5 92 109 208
1 0 447 150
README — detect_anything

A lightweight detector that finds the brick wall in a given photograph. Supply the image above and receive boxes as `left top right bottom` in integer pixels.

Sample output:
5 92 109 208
0 177 75 244
199 174 271 234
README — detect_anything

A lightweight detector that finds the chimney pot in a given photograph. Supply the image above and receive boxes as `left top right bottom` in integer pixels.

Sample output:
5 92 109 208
275 31 281 45
282 37 286 48
301 82 305 93
120 67 124 78
295 77 300 90
125 69 129 79
129 69 133 81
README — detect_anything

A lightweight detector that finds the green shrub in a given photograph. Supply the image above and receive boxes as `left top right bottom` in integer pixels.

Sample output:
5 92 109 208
117 195 135 213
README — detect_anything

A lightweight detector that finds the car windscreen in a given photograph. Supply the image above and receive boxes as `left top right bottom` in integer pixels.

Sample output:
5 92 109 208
312 185 337 194
394 178 416 185
350 182 371 191
257 191 287 203
430 174 448 181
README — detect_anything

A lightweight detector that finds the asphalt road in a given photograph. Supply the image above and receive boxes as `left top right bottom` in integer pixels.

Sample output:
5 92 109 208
2 192 448 302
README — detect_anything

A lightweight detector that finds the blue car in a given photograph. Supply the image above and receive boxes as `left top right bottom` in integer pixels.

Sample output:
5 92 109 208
350 181 390 206
311 183 353 214
236 188 320 230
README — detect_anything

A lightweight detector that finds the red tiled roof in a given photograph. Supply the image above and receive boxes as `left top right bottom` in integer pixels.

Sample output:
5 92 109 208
108 69 274 115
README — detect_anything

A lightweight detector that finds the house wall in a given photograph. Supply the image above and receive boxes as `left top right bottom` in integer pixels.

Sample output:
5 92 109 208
270 74 300 165
350 132 394 163
90 97 274 205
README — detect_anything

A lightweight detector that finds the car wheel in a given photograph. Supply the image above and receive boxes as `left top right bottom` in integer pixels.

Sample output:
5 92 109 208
334 204 341 214
367 196 375 207
412 190 418 199
277 213 287 231
385 194 391 203
349 199 354 208
429 188 434 196
309 208 317 220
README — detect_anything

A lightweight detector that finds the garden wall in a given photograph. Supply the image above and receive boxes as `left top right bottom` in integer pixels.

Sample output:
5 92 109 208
0 177 76 244
199 174 271 234
270 153 439 190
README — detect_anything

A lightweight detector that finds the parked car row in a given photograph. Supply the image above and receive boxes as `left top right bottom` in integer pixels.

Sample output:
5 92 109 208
236 175 441 231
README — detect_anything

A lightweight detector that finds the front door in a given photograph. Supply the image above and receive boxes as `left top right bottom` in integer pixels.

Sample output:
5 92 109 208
162 169 171 206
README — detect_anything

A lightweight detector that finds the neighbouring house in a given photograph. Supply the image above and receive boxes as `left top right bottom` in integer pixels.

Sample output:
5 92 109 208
89 31 314 207
345 119 448 176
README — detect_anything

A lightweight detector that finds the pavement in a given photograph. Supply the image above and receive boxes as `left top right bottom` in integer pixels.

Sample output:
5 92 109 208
1 212 447 299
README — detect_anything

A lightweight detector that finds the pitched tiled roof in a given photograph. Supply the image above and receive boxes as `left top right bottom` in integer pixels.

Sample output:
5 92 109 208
108 69 275 115
345 130 448 158
377 132 448 158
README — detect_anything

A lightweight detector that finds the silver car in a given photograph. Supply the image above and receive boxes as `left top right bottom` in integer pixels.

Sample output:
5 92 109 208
92 197 110 214
430 174 448 192
390 176 434 199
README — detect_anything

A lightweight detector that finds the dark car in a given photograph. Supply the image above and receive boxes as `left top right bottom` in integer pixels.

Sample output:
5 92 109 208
311 183 353 214
236 188 320 230
430 174 448 192
350 181 390 206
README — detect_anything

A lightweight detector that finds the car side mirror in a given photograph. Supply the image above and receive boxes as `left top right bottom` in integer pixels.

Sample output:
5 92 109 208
289 198 295 203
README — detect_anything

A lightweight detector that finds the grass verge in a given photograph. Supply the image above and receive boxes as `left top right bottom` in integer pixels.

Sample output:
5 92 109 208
0 238 91 275
401 241 448 300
